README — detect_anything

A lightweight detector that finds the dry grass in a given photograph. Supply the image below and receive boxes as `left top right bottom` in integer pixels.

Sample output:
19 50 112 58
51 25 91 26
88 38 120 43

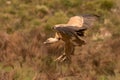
0 27 120 80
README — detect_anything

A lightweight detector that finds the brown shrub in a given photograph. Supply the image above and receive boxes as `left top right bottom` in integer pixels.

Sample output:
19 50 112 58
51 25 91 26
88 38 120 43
0 27 120 80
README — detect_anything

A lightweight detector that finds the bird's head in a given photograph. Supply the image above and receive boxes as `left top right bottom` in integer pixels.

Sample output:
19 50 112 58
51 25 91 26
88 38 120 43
44 37 59 44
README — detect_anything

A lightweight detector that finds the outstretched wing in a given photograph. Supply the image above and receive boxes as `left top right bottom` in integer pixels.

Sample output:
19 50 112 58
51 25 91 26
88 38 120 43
52 15 99 45
53 26 86 37
54 15 99 36
82 14 99 28
54 26 86 46
67 15 99 28
55 15 99 30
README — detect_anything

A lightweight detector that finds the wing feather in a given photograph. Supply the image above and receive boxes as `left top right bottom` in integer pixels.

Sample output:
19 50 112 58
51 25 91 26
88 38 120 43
67 16 84 27
53 15 99 37
55 15 99 30
82 14 99 28
54 26 75 37
54 26 86 46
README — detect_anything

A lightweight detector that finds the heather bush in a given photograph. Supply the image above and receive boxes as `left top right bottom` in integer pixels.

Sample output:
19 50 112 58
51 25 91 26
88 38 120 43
0 0 120 80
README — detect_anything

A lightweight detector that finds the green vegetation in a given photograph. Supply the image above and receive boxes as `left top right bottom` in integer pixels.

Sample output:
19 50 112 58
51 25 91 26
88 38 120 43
0 0 120 80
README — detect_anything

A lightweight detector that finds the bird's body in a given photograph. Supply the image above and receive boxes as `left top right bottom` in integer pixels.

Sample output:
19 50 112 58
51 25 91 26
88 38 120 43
44 15 98 62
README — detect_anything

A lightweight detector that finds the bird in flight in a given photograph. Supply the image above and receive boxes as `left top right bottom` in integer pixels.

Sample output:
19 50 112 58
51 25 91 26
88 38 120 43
44 15 98 62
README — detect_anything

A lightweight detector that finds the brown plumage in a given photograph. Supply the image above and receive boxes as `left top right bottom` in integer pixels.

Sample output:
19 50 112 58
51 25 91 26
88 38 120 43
44 15 99 62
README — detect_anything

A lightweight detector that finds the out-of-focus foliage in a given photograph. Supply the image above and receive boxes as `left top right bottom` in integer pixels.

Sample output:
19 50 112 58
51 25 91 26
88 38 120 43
0 0 120 80
0 0 118 34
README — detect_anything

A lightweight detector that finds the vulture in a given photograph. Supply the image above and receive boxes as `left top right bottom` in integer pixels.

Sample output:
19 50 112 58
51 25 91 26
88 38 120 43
44 15 99 62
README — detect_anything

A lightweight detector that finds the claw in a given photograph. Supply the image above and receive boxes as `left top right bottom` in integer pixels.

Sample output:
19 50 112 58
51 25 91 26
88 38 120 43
54 54 71 62
54 54 66 62
60 56 67 62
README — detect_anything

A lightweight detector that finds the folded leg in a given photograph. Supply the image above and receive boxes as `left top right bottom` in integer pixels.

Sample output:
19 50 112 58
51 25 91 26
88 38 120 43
55 41 75 62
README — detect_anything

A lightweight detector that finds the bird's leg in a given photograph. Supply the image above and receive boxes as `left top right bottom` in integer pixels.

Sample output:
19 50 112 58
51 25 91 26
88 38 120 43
54 53 66 62
55 42 73 62
54 49 74 62
59 53 68 62
54 53 71 62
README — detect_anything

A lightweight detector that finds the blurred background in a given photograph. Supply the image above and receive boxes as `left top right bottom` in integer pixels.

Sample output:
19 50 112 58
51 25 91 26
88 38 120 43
0 0 120 80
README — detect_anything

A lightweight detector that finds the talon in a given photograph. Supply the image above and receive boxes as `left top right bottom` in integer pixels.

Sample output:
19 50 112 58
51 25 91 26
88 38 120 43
60 56 66 62
54 54 66 62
